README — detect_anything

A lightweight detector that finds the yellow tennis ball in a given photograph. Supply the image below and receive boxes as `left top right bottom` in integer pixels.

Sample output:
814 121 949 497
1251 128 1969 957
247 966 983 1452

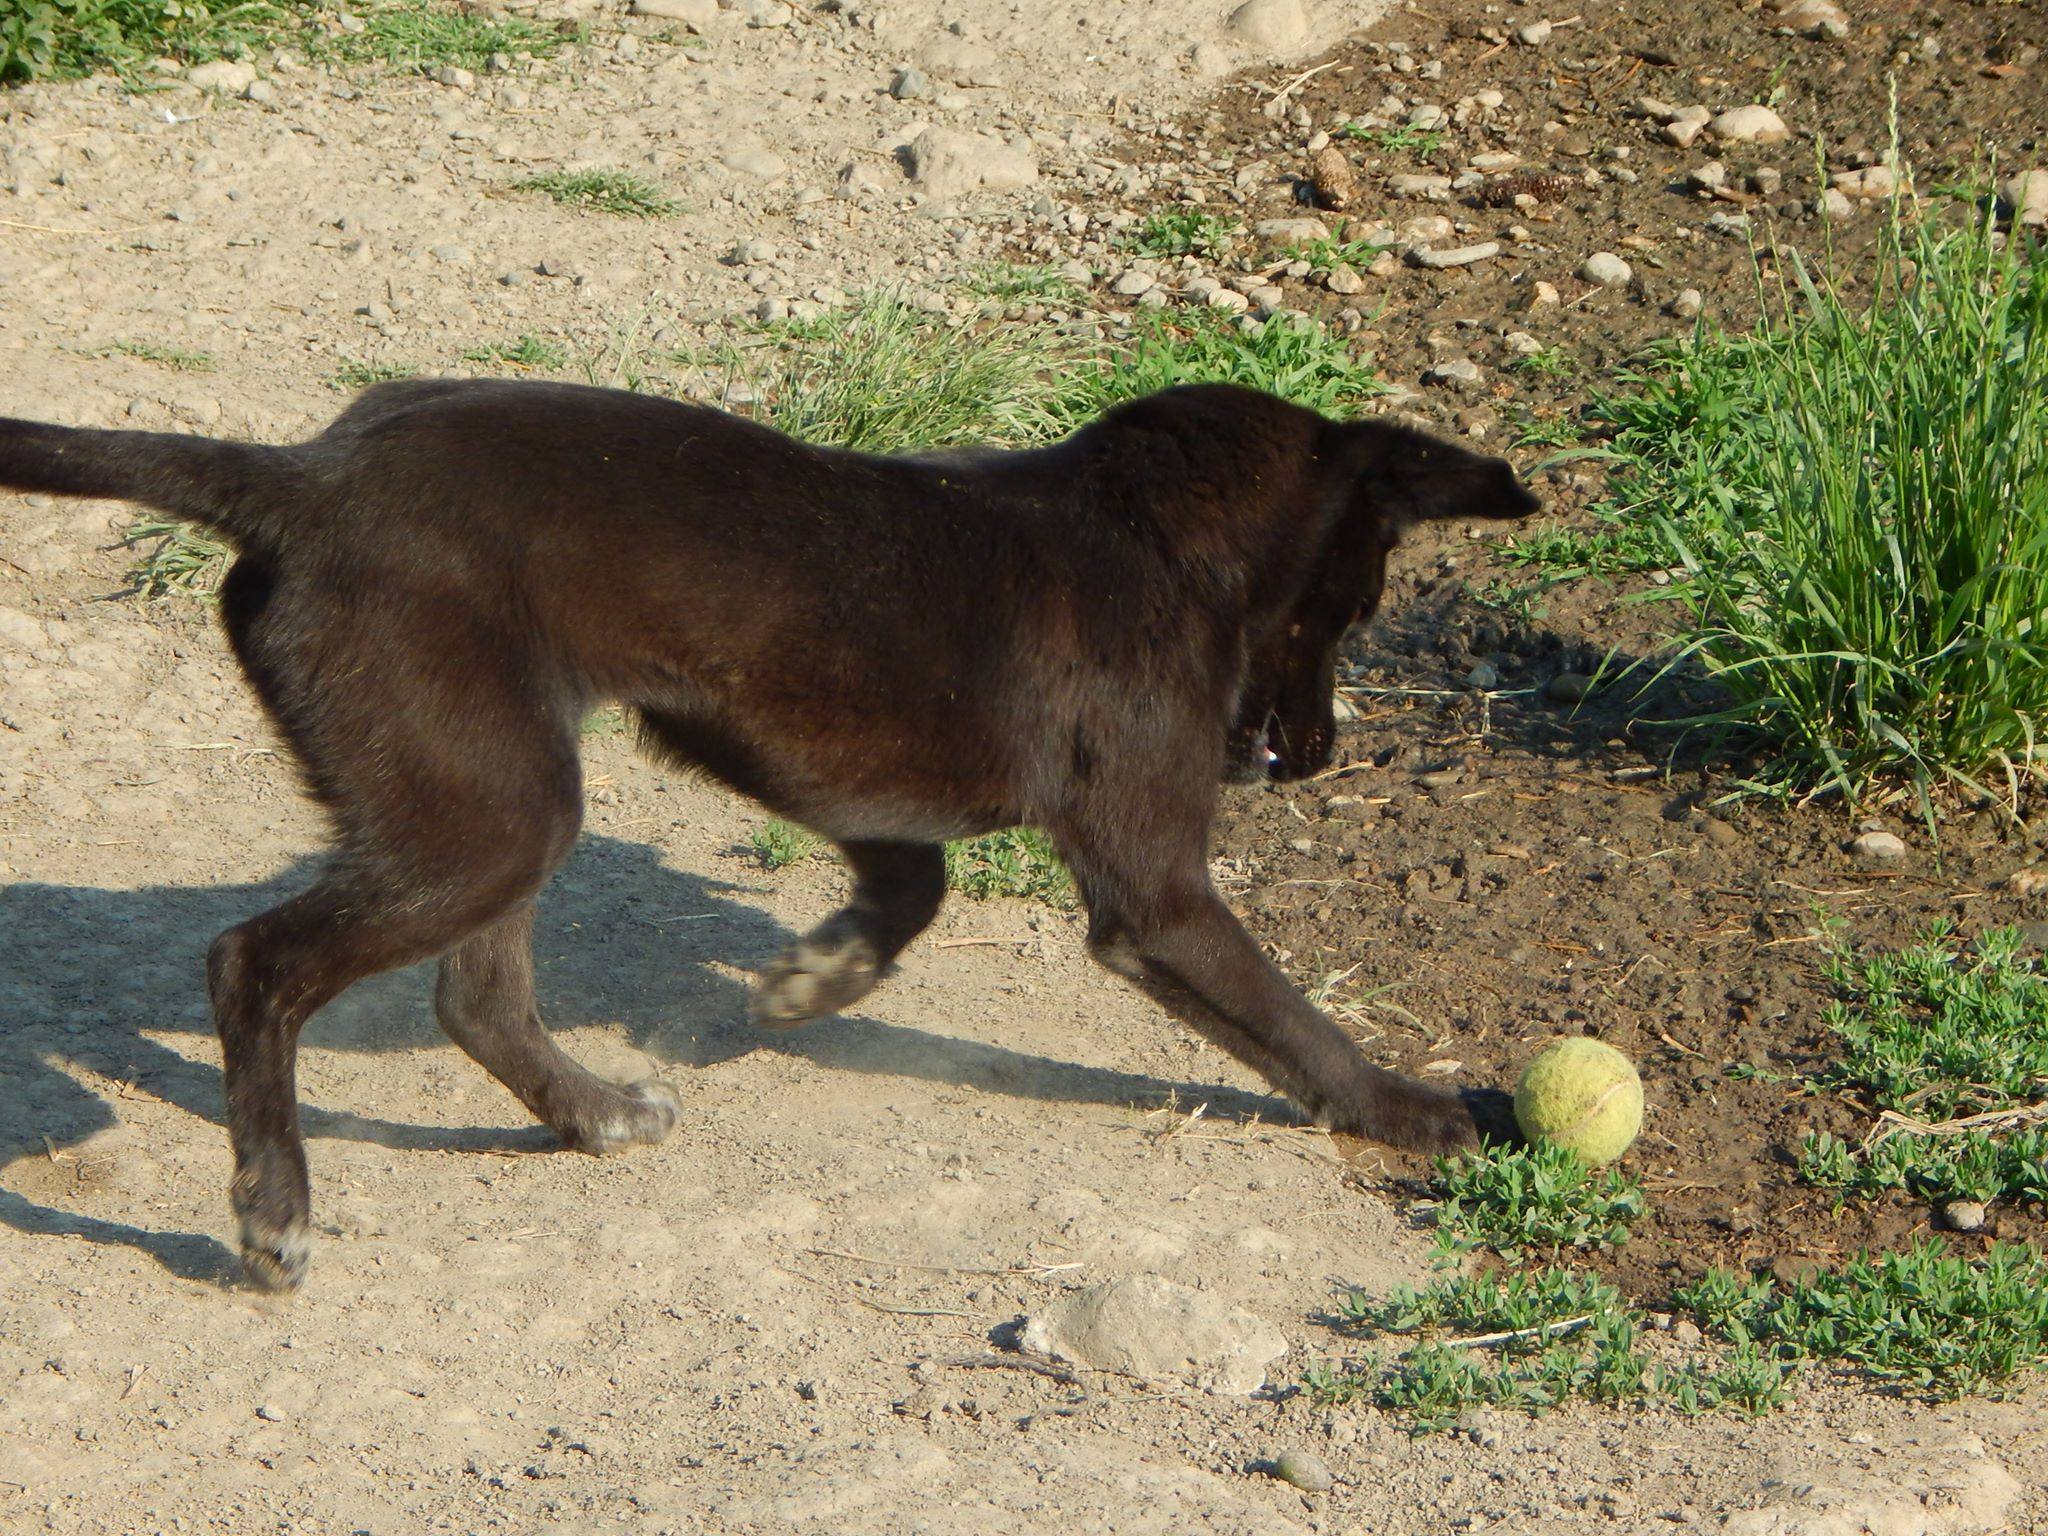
1513 1038 1643 1165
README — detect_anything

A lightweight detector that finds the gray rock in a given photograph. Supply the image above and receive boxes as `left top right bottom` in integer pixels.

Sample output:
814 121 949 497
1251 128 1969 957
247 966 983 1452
255 1404 286 1423
905 127 1037 199
736 0 793 26
1190 40 1236 78
1832 165 1895 198
242 78 277 105
1817 187 1854 221
1268 1450 1333 1492
1325 265 1364 294
432 65 476 89
1750 166 1784 195
1224 0 1310 54
2000 169 2048 227
1710 105 1792 145
1546 671 1592 703
1687 161 1728 192
1111 268 1157 297
1661 106 1713 148
1515 19 1553 45
1939 1198 1987 1233
1247 284 1287 317
890 66 932 100
1255 216 1329 243
1849 830 1906 865
1425 359 1483 389
1768 0 1849 40
1019 1275 1287 1395
1578 251 1632 287
1669 288 1704 320
722 146 788 179
187 59 256 94
631 0 718 21
1409 241 1499 269
1390 173 1454 200
1464 660 1500 690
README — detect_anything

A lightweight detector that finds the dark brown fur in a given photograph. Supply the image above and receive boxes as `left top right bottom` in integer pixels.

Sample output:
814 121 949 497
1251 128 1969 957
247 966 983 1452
0 379 1537 1291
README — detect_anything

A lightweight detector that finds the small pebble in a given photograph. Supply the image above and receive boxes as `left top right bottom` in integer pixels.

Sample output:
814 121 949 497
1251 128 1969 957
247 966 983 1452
1268 1449 1333 1493
1939 1199 1987 1234
1545 671 1591 704
1578 251 1632 287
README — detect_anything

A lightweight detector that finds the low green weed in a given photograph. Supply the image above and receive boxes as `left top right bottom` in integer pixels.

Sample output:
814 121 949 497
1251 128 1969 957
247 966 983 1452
943 828 1073 905
751 820 821 870
462 333 569 371
327 360 421 391
1121 208 1237 260
515 169 679 219
1432 1143 1646 1258
311 2 576 73
101 339 215 373
1795 924 2048 1205
1678 1240 2048 1398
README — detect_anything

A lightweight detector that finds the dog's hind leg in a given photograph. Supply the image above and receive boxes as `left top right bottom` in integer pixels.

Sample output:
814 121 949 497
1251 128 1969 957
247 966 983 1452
751 839 945 1027
435 902 680 1152
210 828 573 1292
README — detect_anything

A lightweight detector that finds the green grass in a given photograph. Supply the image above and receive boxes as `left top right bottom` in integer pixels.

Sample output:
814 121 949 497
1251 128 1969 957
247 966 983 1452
2 0 575 86
1308 1267 1792 1432
1067 308 1384 425
326 360 422 392
1620 197 2048 809
119 513 233 599
1678 1240 2048 1398
3 0 287 85
1312 1239 2048 1430
515 169 679 219
100 339 215 373
702 295 1092 453
1507 345 1578 379
1334 122 1446 160
1280 235 1387 277
462 333 570 371
752 820 821 870
965 264 1083 305
1795 923 2048 1206
943 828 1073 905
1121 208 1238 260
309 2 577 73
1431 1143 1647 1259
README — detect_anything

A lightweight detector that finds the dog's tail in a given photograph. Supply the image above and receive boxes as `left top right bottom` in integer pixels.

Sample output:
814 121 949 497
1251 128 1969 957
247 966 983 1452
0 417 304 548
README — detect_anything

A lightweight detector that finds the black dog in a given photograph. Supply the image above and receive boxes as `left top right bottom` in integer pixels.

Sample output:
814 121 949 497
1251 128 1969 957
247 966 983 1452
0 379 1537 1290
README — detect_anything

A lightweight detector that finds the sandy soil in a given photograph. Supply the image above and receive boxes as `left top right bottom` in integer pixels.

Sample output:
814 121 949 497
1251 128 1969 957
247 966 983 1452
2 1 2043 1533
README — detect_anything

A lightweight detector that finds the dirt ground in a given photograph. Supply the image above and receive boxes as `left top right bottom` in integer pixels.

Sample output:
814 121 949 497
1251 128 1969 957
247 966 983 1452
2 1 2045 1533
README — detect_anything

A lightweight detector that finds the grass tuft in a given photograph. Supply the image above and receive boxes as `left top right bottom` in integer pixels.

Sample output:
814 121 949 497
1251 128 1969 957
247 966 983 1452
1618 196 2048 808
943 828 1074 906
1121 208 1238 261
462 333 570 371
100 339 215 373
327 360 422 392
1795 923 2048 1205
1310 1267 1792 1432
515 169 680 219
1068 308 1384 425
119 514 233 599
751 820 821 870
1679 1240 2048 1398
702 294 1091 453
1431 1143 1647 1258
311 2 576 73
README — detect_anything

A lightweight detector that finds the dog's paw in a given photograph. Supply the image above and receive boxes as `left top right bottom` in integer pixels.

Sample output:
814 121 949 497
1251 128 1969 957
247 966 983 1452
750 923 880 1028
239 1214 310 1294
566 1078 683 1155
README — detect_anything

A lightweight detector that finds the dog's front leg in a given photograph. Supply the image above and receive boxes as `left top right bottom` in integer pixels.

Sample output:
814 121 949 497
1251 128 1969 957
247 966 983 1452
1079 878 1506 1153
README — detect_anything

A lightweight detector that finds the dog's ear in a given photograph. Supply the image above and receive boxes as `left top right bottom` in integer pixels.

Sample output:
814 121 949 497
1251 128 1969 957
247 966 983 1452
1328 420 1540 525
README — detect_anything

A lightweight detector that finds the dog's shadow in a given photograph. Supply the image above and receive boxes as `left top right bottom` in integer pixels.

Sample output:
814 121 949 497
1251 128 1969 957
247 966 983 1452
1 833 1282 1282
